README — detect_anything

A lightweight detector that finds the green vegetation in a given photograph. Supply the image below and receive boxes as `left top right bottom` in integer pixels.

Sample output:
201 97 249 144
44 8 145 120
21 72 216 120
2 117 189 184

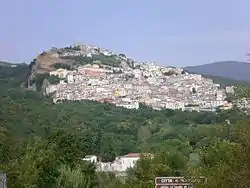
62 54 121 67
202 75 250 87
92 54 121 67
0 63 249 187
35 73 50 91
47 75 61 84
184 70 250 87
34 73 61 91
62 55 93 65
0 62 28 88
52 63 72 70
163 70 176 76
225 85 250 101
234 85 250 98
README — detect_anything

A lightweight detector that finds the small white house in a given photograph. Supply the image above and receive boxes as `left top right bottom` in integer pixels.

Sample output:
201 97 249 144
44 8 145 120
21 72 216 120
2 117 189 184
133 69 142 79
82 155 98 163
117 153 141 171
225 86 235 94
96 153 141 172
116 101 139 110
67 73 74 83
49 68 70 78
86 153 153 172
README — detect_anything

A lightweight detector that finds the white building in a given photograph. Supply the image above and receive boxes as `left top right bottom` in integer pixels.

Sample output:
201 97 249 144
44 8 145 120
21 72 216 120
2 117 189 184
45 85 58 95
133 69 142 79
103 51 112 56
116 101 139 109
49 68 70 78
210 100 225 107
165 101 185 110
82 155 98 163
225 86 234 94
67 73 74 83
216 90 224 101
124 84 133 89
116 153 141 171
97 153 142 172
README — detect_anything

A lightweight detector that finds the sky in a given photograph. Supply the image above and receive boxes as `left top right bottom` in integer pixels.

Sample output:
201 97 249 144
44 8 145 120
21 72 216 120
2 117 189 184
0 0 250 67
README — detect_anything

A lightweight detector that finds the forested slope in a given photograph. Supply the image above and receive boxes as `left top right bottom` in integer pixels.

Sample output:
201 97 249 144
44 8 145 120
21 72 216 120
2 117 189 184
0 62 249 188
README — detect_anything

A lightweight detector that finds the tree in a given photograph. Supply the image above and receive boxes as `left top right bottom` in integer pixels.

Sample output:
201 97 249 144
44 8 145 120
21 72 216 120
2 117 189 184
53 63 72 70
56 163 97 188
47 75 61 84
48 129 86 167
0 126 12 171
126 151 187 188
18 139 60 188
188 139 250 188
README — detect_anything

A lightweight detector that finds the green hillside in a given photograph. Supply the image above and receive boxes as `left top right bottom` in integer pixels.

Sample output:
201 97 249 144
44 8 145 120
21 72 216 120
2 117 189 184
202 74 250 87
0 62 28 89
0 62 249 187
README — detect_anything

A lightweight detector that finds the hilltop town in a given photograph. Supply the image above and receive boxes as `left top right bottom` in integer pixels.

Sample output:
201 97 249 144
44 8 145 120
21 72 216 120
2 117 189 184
32 43 235 112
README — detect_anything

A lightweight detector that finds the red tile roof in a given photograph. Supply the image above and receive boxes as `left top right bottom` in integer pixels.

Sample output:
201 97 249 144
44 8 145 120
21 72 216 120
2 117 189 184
123 153 140 158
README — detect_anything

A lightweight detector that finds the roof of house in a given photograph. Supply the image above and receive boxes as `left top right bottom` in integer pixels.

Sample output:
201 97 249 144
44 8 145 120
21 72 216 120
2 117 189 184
121 153 154 158
123 153 140 158
85 155 97 158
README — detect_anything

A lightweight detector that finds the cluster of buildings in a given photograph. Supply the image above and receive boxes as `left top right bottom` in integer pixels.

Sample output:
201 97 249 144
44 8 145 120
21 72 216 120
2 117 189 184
45 61 233 112
42 44 235 112
81 153 151 174
51 43 115 58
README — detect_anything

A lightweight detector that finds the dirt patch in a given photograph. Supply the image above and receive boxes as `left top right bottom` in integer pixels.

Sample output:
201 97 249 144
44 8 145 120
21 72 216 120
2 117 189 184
36 52 73 72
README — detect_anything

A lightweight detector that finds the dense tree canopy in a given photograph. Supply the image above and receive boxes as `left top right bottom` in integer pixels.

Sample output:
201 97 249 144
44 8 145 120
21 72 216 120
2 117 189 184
0 63 249 187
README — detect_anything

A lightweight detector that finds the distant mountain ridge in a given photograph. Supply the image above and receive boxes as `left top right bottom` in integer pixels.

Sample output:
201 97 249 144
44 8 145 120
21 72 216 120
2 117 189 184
184 61 250 82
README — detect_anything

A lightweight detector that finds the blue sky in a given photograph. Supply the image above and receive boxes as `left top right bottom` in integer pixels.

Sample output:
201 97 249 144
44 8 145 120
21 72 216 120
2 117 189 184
0 0 249 67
